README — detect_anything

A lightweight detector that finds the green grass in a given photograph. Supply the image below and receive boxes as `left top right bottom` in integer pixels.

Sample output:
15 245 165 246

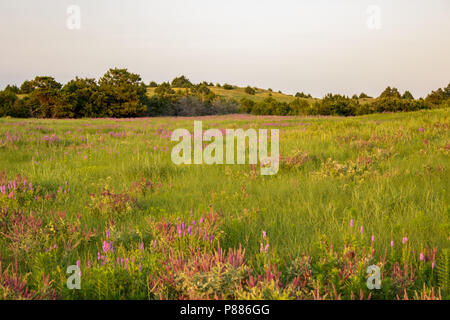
0 109 448 299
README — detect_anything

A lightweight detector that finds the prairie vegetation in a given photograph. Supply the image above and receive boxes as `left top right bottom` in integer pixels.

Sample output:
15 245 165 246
0 109 448 299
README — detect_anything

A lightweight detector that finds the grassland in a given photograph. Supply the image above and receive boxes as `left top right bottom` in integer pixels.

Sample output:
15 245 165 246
0 109 448 299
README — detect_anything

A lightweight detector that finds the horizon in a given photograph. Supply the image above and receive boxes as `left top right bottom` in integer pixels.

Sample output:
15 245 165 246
1 0 449 98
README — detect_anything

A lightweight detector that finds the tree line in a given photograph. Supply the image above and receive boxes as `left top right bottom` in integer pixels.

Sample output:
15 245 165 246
0 69 448 118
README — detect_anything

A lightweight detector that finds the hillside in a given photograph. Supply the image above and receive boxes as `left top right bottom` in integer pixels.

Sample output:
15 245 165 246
147 85 316 103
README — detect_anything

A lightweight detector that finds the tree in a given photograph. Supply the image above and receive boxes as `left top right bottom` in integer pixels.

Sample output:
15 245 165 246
295 92 312 98
425 88 445 107
425 83 450 107
154 82 175 96
240 97 256 113
289 98 310 115
4 85 20 94
148 81 158 88
310 94 358 116
402 91 414 100
359 93 370 99
245 86 256 95
20 80 34 94
223 84 234 90
98 68 147 117
58 78 100 118
171 75 192 88
27 76 62 118
0 89 18 116
379 86 401 99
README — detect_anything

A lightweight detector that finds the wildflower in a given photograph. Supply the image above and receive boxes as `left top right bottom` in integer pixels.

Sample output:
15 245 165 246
153 239 157 249
371 235 375 242
106 230 110 239
360 225 363 235
187 225 192 235
97 251 101 261
350 219 354 228
209 234 214 242
419 127 425 132
391 240 394 247
140 242 144 251
265 244 269 253
262 230 267 239
420 253 425 261
402 237 408 244
102 240 110 253
139 262 142 272
200 216 204 224
432 261 435 269
177 225 182 237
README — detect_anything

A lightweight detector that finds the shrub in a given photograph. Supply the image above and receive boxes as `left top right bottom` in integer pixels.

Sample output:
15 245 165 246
171 75 192 88
240 97 256 113
289 98 310 115
154 82 175 96
310 94 358 116
223 84 234 90
379 86 401 99
245 86 256 95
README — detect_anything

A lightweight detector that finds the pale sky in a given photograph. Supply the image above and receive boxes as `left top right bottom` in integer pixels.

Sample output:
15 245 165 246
0 0 449 98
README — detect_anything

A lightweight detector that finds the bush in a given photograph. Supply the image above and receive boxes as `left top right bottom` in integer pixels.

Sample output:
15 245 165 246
379 86 401 99
371 98 428 113
359 93 371 99
289 98 310 115
310 94 358 116
223 84 234 90
245 86 256 95
171 75 192 88
240 98 256 113
251 97 290 115
154 82 175 96
295 92 312 98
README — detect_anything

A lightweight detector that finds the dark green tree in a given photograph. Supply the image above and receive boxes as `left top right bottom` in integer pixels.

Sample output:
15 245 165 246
171 75 192 88
154 82 175 96
20 80 34 94
245 86 256 95
98 68 147 117
402 91 414 100
58 78 100 118
27 76 62 118
379 86 401 99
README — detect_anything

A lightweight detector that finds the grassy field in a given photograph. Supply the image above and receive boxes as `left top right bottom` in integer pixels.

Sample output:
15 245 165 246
0 109 448 299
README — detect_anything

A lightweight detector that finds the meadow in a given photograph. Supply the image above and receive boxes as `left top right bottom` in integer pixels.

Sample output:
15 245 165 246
0 108 448 300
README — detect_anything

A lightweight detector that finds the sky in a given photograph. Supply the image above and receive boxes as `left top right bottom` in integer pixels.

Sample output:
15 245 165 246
0 0 449 98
